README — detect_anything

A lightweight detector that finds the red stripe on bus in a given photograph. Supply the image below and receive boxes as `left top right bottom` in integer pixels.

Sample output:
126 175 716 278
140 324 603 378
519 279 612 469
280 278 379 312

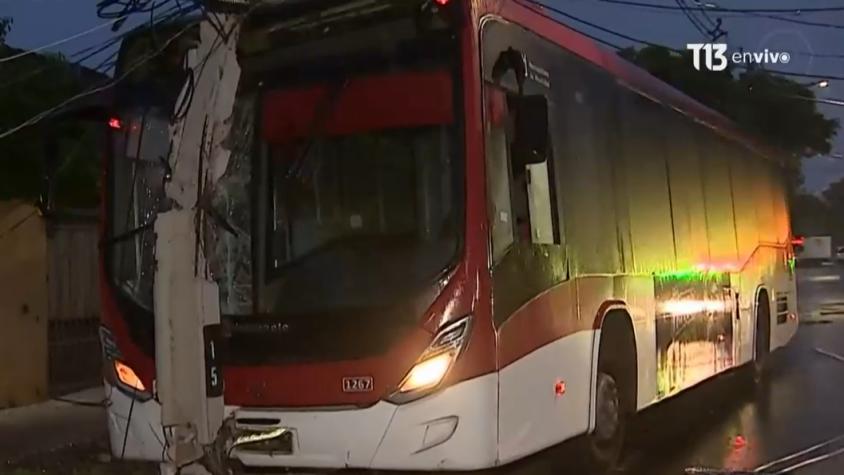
496 282 592 368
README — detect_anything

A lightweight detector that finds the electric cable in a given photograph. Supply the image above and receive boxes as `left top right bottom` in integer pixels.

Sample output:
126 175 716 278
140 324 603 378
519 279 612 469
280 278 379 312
523 0 844 82
0 1 195 91
596 0 844 14
0 20 196 141
0 17 129 64
120 386 138 460
675 0 711 39
745 11 844 32
690 0 718 28
588 3 844 32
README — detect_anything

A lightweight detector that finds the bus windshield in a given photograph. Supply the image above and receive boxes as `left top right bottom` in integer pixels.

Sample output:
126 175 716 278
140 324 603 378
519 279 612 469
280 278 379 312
258 70 462 316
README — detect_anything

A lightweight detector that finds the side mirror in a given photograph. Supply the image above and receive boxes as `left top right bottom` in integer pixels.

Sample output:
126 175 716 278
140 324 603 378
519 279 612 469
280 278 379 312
510 95 549 166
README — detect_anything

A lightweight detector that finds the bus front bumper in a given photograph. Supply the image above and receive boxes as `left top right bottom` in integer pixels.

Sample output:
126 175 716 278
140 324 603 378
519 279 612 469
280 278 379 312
231 373 498 470
105 374 498 470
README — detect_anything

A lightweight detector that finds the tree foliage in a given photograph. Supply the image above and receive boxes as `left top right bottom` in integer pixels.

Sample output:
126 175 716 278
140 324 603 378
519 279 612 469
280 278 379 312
822 178 844 243
0 17 12 44
791 192 830 237
619 46 839 162
0 17 101 208
620 46 840 237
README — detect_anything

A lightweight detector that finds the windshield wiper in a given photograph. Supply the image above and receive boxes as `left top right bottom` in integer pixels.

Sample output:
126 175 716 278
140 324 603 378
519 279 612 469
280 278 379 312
100 221 155 248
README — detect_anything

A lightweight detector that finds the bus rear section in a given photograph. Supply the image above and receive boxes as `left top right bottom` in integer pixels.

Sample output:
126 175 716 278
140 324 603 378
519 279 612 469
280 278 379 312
98 0 797 472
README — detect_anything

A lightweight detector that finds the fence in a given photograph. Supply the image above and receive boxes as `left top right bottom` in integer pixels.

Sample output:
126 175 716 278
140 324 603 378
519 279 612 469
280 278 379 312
45 211 102 397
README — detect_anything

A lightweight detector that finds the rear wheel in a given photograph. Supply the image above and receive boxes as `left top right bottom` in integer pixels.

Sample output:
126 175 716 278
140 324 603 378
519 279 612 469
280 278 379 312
753 291 771 384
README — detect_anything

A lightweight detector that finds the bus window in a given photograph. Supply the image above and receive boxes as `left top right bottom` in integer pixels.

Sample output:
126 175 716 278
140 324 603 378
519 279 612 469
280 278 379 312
484 86 515 262
526 160 555 244
484 84 558 260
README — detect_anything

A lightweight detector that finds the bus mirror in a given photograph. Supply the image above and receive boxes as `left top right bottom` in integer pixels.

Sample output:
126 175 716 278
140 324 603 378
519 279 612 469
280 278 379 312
510 95 549 166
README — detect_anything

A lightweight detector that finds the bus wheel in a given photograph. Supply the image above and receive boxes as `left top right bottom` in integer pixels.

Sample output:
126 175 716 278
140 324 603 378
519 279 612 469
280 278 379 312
753 290 771 384
585 320 634 473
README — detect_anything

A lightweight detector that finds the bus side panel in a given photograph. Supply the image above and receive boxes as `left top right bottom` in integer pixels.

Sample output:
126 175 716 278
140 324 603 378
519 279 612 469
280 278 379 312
729 148 761 365
496 282 593 465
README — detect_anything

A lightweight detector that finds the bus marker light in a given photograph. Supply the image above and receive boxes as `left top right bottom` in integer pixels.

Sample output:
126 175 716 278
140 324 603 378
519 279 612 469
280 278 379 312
434 0 449 5
114 360 146 392
108 118 123 130
554 380 566 396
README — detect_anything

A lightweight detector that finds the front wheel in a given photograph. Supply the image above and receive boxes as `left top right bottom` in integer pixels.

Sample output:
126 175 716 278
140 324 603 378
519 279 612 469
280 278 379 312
586 371 625 472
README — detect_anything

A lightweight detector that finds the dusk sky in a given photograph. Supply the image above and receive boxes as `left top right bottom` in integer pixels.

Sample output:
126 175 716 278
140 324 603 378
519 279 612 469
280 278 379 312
2 0 844 195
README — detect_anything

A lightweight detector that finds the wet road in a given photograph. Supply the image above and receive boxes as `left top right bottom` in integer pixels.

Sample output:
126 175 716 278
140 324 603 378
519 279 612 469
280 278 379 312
614 264 844 475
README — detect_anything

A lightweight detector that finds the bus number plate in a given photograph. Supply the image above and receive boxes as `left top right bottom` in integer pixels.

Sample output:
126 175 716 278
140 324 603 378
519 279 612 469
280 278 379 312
342 376 373 393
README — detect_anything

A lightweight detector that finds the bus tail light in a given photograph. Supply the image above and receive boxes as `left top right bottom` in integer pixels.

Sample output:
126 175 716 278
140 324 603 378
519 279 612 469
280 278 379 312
388 316 471 403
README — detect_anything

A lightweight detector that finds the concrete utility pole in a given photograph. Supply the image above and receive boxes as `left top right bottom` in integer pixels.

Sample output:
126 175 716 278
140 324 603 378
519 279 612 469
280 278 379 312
154 14 242 475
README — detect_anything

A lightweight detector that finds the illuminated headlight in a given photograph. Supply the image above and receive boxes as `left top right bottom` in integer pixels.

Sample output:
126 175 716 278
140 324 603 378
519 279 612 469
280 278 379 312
388 316 471 403
108 359 152 402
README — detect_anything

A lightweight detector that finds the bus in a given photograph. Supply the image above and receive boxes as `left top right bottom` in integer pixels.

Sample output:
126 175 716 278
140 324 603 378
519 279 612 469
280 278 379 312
98 0 798 471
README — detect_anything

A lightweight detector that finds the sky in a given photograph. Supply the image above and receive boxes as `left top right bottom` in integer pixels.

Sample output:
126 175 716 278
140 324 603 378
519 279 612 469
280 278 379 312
2 0 844 194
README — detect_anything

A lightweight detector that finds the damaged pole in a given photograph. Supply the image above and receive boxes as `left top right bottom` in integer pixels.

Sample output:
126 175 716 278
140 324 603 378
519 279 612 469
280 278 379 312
154 13 243 475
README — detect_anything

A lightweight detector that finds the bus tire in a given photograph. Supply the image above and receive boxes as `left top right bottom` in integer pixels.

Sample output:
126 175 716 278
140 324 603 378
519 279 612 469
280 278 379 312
585 312 636 473
753 289 771 384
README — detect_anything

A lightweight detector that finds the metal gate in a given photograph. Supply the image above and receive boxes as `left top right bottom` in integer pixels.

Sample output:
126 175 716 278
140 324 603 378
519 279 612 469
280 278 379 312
46 213 102 397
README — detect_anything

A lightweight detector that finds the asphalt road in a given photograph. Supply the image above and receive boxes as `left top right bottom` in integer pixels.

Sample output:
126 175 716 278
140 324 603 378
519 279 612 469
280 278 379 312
611 264 844 475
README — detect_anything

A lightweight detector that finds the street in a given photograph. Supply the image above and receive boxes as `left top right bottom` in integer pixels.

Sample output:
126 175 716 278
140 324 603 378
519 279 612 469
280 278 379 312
3 266 844 475
616 264 844 475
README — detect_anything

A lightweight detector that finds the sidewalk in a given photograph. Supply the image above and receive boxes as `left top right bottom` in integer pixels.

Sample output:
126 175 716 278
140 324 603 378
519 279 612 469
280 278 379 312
0 387 107 464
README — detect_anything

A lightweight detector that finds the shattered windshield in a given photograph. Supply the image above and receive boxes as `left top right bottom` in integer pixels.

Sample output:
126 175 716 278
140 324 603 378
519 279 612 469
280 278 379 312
206 95 255 315
264 125 460 314
109 107 171 310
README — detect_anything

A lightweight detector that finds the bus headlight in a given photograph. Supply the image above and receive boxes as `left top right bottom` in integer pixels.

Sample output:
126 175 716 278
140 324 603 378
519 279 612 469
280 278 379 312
399 352 454 392
389 316 471 403
115 360 146 392
108 359 152 401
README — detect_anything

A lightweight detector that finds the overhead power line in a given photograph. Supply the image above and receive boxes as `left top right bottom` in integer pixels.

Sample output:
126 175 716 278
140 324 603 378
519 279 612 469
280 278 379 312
675 0 712 39
523 0 844 82
747 12 844 31
0 2 196 90
0 21 196 141
0 17 128 64
596 0 844 13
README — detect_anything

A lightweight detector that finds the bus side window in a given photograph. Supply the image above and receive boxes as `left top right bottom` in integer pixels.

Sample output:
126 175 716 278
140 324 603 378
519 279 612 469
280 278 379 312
484 84 558 263
484 85 516 262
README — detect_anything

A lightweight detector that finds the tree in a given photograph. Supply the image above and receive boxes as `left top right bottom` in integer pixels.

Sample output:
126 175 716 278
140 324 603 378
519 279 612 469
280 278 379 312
0 17 102 209
619 46 839 163
0 17 12 44
823 178 844 243
791 192 830 237
620 46 840 236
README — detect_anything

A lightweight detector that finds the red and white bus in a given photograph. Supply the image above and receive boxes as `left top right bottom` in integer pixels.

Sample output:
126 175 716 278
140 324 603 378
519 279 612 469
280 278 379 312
99 0 797 471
